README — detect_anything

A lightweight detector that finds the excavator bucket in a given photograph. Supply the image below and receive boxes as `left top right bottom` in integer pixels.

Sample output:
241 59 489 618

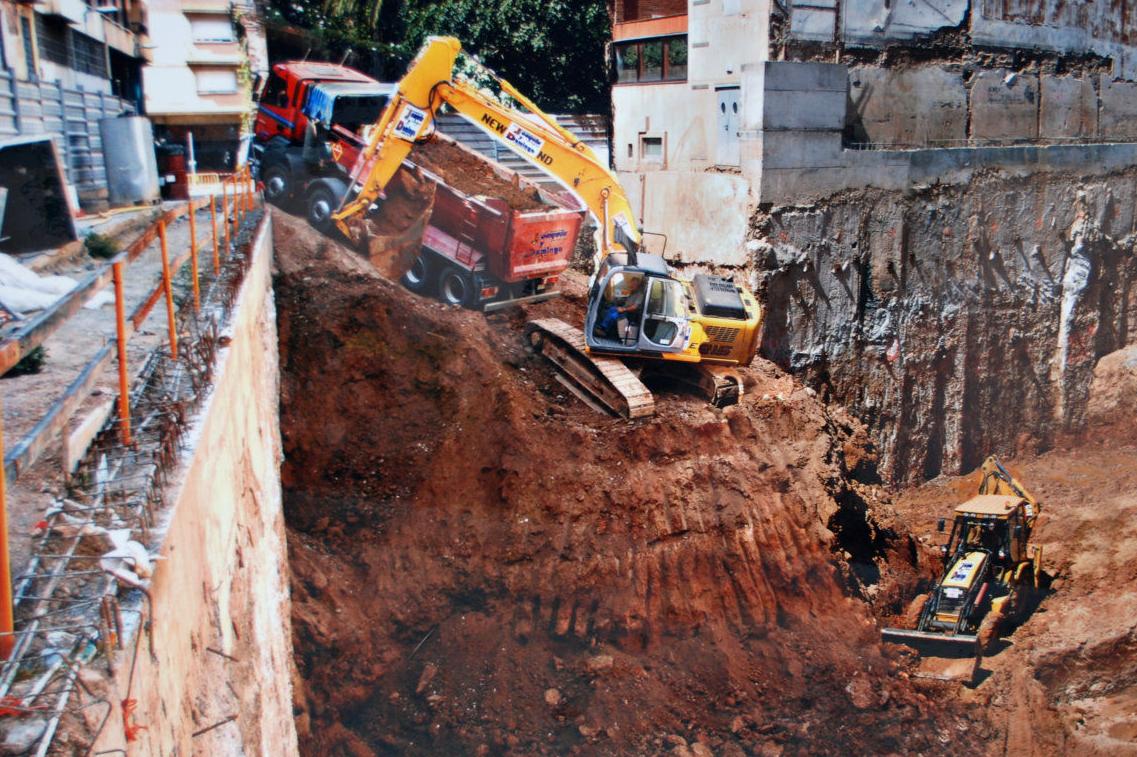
882 627 981 683
345 166 436 281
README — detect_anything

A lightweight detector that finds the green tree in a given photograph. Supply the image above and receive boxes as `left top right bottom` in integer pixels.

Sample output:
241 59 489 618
264 0 612 113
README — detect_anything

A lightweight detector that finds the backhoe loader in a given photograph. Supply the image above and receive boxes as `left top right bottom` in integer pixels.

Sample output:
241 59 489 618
882 456 1044 682
329 37 764 419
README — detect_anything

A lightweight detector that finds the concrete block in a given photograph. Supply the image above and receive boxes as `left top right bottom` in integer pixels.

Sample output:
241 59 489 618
843 0 968 47
1040 76 1097 140
760 131 843 170
764 61 847 92
764 89 846 131
790 4 836 43
848 65 966 146
1099 76 1137 140
969 70 1039 143
64 397 115 474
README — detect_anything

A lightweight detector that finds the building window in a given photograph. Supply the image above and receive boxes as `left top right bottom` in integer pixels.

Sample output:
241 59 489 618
667 37 687 80
21 17 36 80
613 36 687 84
190 15 237 44
616 0 686 22
195 69 239 94
35 15 69 66
72 33 108 78
641 135 663 162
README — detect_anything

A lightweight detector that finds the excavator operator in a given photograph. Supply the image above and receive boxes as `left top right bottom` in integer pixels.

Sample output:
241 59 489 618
595 273 645 343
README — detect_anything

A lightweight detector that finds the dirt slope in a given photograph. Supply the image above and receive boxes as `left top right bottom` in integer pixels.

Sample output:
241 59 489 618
891 419 1137 755
272 211 982 756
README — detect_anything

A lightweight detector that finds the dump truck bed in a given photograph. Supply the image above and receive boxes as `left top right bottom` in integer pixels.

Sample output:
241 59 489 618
407 136 585 285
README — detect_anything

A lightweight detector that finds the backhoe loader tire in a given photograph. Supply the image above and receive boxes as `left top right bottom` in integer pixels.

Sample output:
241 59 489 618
437 266 474 308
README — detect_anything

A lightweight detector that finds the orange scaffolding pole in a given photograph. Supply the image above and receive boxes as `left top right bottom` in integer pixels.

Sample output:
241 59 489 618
188 201 200 312
157 220 178 361
0 405 14 660
112 261 132 446
210 195 220 274
222 184 230 258
230 177 240 235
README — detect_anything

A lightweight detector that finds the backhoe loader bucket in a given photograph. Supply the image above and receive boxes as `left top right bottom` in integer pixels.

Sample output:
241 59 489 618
346 166 436 281
882 628 981 683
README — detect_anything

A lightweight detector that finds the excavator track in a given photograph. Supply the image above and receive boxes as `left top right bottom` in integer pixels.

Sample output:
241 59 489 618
641 363 744 408
525 319 655 419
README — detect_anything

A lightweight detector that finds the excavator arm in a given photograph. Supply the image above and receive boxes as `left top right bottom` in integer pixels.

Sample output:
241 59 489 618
333 36 641 264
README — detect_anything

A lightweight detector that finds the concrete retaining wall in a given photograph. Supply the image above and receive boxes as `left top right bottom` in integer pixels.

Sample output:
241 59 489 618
84 214 299 756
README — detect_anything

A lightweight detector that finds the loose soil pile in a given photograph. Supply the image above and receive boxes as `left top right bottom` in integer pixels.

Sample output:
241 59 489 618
272 212 983 756
412 137 546 212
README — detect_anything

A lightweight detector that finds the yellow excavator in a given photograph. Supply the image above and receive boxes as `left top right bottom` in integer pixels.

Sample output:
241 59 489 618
331 37 763 418
882 456 1044 682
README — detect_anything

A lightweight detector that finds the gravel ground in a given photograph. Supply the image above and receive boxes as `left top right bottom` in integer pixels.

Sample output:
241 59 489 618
1 202 228 574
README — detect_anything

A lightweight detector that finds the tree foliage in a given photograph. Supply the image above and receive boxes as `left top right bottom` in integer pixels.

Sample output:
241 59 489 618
264 0 612 113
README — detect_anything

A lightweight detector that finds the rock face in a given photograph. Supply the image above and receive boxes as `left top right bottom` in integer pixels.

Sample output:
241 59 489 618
271 212 973 756
1086 344 1137 427
757 169 1137 483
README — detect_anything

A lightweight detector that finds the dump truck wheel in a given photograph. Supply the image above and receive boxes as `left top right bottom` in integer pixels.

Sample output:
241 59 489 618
437 266 474 308
263 163 292 207
401 253 434 295
307 185 339 232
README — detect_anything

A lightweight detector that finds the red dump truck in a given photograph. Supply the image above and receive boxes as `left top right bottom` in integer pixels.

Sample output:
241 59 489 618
253 61 585 311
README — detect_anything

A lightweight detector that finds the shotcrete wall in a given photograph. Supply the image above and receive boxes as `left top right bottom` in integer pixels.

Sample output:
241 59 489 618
758 169 1137 484
85 216 299 755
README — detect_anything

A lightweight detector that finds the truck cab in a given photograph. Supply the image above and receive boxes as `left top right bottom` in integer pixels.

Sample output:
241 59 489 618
254 62 393 205
256 62 392 148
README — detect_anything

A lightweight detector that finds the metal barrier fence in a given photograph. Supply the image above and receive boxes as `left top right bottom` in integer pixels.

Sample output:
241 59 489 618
0 168 261 754
0 71 131 206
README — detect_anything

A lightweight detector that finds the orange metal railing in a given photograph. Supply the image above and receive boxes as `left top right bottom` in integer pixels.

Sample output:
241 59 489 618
0 167 260 656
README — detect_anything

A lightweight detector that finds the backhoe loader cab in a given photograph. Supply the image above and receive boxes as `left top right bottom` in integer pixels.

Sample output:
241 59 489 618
943 495 1034 568
881 456 1045 682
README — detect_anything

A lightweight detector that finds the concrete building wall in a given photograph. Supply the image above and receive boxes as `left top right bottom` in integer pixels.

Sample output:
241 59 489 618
610 0 1137 263
85 217 300 756
611 0 773 262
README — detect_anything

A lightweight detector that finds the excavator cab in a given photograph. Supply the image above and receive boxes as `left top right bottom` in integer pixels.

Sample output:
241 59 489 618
584 254 691 356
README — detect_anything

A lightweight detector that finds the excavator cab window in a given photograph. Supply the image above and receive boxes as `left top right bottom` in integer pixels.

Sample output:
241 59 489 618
642 278 686 347
594 271 645 345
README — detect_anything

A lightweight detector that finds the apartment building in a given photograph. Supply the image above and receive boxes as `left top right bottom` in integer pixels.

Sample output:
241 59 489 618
142 0 266 170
